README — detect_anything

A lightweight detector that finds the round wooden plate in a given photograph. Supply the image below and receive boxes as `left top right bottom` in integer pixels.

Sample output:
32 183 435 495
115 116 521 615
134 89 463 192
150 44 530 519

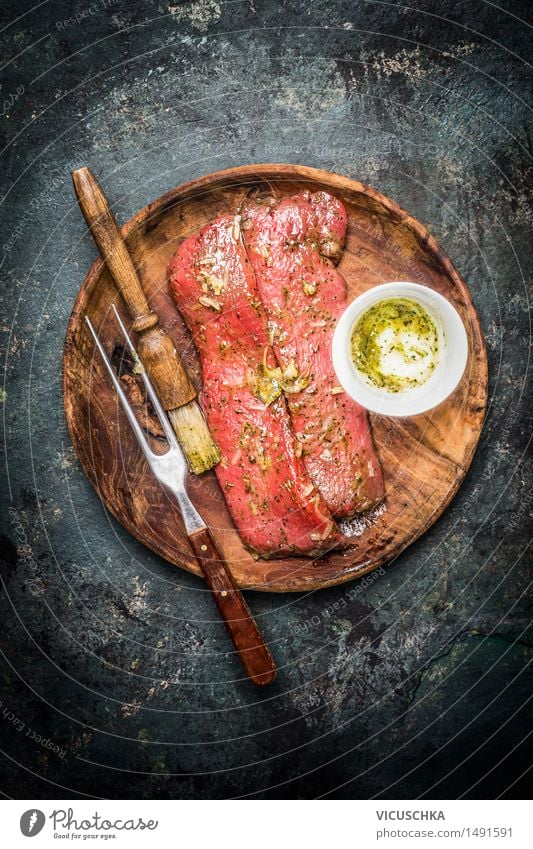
63 164 487 592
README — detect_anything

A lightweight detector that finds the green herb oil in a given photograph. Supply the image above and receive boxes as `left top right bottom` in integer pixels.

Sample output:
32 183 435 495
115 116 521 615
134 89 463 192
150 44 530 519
350 297 439 393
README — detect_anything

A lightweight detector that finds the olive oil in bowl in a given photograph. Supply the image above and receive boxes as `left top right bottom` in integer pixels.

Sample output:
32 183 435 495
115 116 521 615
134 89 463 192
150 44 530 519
350 298 440 393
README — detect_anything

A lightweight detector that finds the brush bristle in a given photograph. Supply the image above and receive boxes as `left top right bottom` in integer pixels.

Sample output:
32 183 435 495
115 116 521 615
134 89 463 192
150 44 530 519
168 403 220 475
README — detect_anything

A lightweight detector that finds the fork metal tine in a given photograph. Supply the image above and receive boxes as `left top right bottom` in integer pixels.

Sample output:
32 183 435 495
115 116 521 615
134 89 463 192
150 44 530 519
86 313 202 534
111 304 178 448
85 316 156 462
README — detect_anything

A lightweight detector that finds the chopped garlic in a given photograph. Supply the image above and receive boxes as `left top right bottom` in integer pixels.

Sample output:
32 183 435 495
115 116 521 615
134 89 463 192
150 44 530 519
310 522 334 542
198 270 225 295
258 455 272 471
198 295 222 311
283 360 298 380
207 274 225 295
232 214 241 241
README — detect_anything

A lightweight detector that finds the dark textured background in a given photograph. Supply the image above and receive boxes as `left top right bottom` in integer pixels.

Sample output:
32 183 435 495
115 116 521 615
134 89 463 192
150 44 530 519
0 0 531 800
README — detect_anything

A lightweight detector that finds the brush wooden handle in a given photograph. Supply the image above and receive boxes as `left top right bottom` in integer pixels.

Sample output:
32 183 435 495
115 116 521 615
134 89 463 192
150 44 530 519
72 166 196 411
188 527 277 686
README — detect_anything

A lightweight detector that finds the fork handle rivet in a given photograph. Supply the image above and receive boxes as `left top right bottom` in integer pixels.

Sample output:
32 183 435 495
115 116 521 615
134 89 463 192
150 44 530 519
201 544 208 551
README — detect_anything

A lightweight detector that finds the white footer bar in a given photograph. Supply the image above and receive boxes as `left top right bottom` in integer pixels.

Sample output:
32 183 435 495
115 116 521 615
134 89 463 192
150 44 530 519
3 799 529 848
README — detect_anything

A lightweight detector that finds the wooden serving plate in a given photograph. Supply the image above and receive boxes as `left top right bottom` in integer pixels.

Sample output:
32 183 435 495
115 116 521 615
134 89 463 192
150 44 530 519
63 164 487 592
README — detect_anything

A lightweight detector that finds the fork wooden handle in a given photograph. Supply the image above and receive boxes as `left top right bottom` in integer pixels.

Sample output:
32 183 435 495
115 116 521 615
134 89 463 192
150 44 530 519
188 527 277 686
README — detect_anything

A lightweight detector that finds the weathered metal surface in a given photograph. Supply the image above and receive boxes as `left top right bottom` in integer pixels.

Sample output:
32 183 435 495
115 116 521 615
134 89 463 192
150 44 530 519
0 0 530 799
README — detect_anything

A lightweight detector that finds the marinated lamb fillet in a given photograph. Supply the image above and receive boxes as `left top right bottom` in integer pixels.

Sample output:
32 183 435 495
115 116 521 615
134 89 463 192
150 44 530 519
168 214 343 557
241 191 384 516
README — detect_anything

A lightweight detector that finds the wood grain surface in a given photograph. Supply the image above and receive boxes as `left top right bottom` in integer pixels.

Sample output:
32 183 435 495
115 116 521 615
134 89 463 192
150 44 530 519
63 164 488 592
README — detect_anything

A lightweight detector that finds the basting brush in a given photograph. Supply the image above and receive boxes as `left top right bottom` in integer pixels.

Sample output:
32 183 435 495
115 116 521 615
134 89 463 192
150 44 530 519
72 166 220 475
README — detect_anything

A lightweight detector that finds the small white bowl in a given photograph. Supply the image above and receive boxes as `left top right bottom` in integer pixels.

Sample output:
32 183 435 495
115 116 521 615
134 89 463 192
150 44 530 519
332 281 468 417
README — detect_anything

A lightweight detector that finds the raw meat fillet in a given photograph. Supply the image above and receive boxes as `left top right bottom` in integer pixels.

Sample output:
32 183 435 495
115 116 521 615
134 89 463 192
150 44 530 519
241 191 384 516
168 214 343 557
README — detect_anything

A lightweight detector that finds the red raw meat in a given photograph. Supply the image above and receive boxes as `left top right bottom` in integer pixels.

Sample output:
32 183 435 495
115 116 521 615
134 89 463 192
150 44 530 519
168 214 343 557
241 191 384 516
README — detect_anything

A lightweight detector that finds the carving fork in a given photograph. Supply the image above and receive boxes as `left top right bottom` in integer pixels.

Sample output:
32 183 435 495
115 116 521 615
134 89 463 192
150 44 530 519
85 306 276 685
